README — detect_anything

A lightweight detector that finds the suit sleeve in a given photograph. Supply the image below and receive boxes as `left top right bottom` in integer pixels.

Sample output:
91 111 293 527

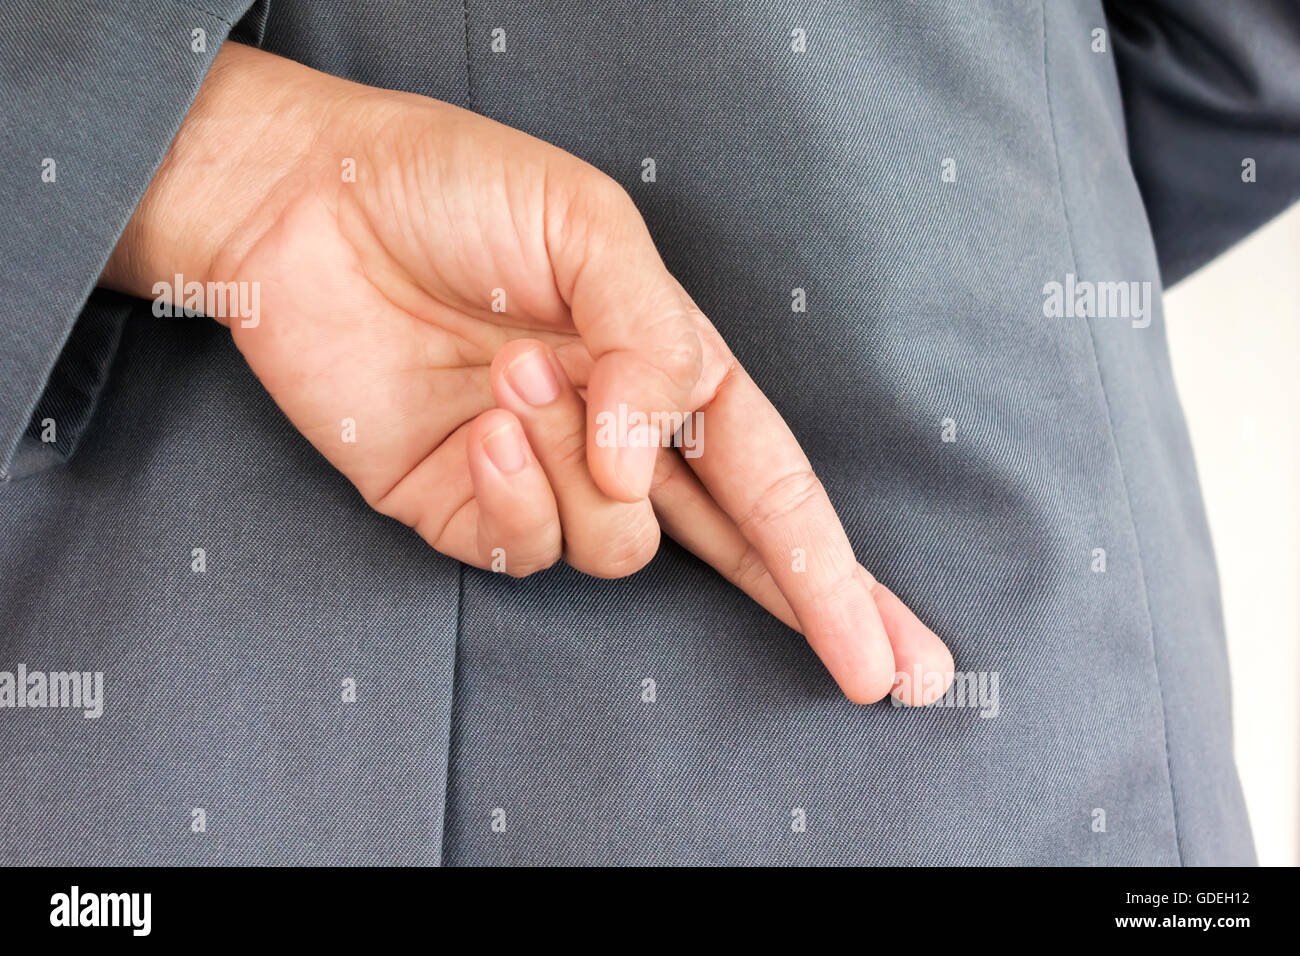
0 0 262 480
1104 0 1300 287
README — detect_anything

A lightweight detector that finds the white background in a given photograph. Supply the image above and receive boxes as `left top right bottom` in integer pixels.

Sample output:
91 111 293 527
1165 203 1300 866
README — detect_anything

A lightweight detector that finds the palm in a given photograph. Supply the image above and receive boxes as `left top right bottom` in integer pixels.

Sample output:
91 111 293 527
228 120 591 539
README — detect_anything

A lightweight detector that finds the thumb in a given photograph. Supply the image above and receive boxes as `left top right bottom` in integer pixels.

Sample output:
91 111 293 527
546 167 729 501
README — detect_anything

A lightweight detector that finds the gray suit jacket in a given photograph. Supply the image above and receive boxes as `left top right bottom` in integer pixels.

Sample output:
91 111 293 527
3 0 1297 864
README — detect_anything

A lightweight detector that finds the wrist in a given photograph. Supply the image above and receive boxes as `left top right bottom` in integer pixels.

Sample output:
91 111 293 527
100 43 353 307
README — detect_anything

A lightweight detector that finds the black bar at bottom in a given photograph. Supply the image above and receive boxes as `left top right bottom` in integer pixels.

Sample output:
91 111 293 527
0 864 1277 941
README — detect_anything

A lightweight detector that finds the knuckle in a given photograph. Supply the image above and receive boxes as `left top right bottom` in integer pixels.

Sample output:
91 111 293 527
647 450 679 495
412 496 472 551
803 568 862 606
505 549 561 578
544 424 589 474
584 169 636 216
646 326 703 395
552 167 635 258
566 513 661 579
728 545 771 593
489 531 562 578
737 467 824 535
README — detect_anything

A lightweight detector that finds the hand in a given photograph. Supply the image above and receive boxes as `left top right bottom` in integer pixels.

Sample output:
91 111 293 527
103 43 954 705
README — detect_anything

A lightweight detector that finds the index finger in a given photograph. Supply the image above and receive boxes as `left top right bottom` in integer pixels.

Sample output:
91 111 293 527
685 357 899 704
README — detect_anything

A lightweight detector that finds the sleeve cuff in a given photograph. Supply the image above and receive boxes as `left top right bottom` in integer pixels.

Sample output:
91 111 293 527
0 0 261 480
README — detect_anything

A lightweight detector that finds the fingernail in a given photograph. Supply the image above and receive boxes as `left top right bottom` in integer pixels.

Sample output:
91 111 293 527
505 349 560 406
482 423 527 475
617 423 658 498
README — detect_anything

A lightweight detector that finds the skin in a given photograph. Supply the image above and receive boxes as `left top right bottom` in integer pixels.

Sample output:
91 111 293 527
102 42 955 706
